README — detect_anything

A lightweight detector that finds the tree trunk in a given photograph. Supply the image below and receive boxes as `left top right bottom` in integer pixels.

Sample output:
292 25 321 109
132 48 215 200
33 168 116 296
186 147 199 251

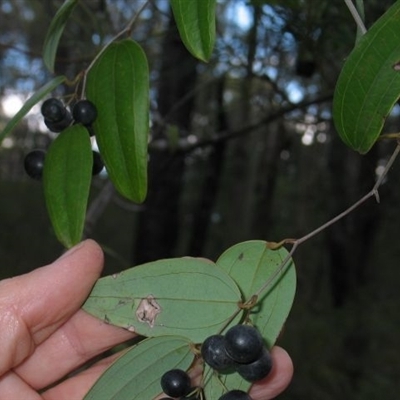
133 14 197 264
188 77 228 256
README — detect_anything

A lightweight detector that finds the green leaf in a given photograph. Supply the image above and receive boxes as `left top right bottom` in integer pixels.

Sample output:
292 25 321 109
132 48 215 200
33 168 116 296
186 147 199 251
43 124 92 248
204 241 296 396
84 336 193 400
0 76 66 144
82 257 242 343
86 39 149 203
203 364 251 400
216 240 296 347
333 1 400 153
170 0 216 61
43 0 78 72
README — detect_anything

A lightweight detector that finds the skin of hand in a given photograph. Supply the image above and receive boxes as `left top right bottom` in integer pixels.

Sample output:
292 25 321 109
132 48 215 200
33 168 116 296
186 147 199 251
0 239 293 400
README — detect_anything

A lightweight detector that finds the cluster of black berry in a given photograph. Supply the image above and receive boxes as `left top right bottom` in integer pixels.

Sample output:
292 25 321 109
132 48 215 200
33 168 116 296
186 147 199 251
23 98 104 180
159 368 199 399
201 324 272 399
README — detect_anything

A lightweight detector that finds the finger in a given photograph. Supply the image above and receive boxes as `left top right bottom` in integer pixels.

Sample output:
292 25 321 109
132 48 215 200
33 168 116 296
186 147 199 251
249 346 293 400
15 310 136 389
41 351 124 400
0 239 103 375
0 371 41 400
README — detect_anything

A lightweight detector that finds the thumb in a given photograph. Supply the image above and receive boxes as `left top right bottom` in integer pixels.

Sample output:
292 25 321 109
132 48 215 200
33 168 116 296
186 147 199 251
0 239 104 375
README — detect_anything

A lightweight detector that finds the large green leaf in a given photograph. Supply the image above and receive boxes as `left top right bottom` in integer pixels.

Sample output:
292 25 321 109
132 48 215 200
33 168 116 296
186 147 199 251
84 336 193 400
82 258 242 343
0 76 66 143
200 241 296 397
333 1 400 153
216 241 296 347
170 0 216 61
43 0 78 72
86 39 149 203
43 124 92 248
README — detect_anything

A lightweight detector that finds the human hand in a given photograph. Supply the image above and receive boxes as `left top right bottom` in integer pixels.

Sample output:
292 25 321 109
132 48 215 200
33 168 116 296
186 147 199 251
0 240 292 400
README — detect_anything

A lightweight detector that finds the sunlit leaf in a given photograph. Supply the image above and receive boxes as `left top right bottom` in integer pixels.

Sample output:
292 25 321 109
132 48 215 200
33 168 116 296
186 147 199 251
333 1 400 153
86 39 149 203
84 336 193 400
170 0 216 61
43 124 92 248
82 257 242 343
43 0 78 72
0 76 66 143
216 240 296 347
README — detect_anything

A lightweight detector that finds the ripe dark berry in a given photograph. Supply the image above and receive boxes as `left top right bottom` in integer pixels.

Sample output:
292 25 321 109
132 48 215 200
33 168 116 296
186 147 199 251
219 390 252 400
72 100 97 126
201 335 236 372
92 151 104 175
41 98 66 122
160 369 191 398
24 149 46 180
237 348 273 382
225 325 264 364
45 111 73 132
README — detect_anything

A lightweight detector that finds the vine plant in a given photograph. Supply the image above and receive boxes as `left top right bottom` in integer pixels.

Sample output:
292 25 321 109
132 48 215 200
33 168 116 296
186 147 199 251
2 0 400 399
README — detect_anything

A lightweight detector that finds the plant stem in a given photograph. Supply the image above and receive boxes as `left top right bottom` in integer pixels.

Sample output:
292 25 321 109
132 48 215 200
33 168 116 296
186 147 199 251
80 1 149 97
344 0 367 36
253 141 400 300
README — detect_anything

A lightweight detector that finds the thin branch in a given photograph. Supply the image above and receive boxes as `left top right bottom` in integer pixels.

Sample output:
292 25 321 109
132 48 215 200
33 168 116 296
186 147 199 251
344 0 367 36
150 92 333 154
253 141 400 300
80 1 150 97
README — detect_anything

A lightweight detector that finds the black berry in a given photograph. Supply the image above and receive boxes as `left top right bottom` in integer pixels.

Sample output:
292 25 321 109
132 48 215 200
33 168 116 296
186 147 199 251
24 149 46 180
72 100 97 126
219 390 252 400
237 347 273 382
201 335 236 372
92 151 104 175
45 111 73 132
225 325 264 364
160 369 191 398
41 98 66 122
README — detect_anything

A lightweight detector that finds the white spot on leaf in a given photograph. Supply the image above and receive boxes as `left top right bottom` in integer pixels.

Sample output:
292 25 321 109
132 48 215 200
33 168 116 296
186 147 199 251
135 295 161 328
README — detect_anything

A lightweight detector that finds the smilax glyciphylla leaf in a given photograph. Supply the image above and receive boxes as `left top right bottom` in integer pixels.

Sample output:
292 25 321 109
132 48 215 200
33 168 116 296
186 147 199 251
202 240 296 398
333 1 400 153
43 124 92 248
170 0 216 62
83 336 193 400
83 241 296 399
86 38 149 203
43 0 78 72
82 257 242 343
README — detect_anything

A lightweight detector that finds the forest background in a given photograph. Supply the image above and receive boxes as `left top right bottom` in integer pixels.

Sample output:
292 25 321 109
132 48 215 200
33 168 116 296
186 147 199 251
1 0 400 398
